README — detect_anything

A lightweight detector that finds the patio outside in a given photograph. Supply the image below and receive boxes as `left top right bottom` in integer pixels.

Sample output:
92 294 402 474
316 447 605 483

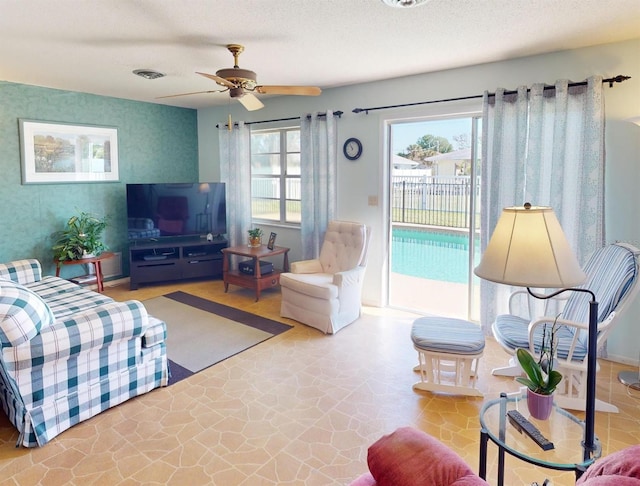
389 173 481 320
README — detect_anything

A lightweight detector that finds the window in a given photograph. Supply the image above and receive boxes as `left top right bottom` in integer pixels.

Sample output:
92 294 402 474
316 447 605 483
250 127 301 224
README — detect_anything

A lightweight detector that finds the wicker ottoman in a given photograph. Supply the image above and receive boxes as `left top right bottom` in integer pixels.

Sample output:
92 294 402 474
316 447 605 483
411 316 485 397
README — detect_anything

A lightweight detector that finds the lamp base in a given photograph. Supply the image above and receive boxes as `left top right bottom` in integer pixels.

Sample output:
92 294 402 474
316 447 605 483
618 370 640 391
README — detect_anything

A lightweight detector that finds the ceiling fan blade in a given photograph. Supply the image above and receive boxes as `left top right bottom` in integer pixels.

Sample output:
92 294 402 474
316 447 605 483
156 90 222 99
255 85 321 96
196 72 236 88
237 92 264 111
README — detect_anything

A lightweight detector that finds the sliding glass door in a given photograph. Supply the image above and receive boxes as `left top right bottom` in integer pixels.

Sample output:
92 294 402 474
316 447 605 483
387 115 482 321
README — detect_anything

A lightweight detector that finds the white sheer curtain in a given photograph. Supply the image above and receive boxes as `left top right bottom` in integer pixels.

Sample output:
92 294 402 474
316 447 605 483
480 76 605 333
218 122 252 248
300 111 337 259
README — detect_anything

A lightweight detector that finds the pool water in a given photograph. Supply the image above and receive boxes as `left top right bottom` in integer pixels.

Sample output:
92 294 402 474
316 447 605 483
392 228 480 284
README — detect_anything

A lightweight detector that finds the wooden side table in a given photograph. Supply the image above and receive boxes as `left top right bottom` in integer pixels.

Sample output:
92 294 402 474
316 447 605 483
221 244 290 301
55 252 115 293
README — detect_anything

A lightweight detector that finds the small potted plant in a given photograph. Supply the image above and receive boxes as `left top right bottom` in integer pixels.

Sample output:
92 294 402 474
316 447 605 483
515 317 562 420
52 211 109 264
248 228 263 248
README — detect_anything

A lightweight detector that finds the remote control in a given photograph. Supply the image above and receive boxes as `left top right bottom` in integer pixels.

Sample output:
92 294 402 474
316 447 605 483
507 410 555 451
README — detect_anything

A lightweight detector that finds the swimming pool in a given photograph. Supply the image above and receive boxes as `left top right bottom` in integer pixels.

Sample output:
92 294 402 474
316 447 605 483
391 227 480 284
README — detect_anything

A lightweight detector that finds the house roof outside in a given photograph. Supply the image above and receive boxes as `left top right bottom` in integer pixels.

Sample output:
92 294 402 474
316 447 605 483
424 148 473 162
0 0 638 110
392 154 420 169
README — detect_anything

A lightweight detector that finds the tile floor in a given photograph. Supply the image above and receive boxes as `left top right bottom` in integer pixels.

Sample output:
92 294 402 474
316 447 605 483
0 279 638 485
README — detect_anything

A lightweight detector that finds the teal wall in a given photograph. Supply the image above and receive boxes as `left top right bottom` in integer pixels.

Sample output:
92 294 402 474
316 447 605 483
0 81 198 277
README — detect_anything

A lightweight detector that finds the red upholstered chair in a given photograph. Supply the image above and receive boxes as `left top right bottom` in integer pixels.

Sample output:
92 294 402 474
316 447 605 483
349 427 488 486
576 445 640 485
156 196 189 235
350 427 640 486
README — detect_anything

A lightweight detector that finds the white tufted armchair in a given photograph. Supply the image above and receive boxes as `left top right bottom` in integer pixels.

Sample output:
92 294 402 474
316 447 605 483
280 220 370 334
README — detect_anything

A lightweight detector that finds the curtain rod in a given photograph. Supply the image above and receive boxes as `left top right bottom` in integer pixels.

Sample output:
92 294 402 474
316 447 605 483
352 75 631 114
216 110 343 129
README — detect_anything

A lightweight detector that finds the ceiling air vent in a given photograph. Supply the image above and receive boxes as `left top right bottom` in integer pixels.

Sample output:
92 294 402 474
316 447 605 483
381 0 431 7
132 69 166 80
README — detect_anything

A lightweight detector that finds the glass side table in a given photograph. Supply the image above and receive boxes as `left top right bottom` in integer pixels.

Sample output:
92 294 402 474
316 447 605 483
479 392 601 486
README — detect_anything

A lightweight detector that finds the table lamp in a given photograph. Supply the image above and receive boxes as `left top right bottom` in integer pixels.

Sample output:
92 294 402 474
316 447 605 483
474 203 599 460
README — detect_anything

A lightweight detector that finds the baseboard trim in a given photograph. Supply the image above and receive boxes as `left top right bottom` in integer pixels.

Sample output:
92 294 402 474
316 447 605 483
602 355 640 367
103 276 130 288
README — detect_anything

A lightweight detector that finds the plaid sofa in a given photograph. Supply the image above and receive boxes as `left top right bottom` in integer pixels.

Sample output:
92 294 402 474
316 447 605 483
0 259 168 447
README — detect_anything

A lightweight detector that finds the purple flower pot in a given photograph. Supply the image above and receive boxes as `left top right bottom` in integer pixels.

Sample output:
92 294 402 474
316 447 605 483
527 389 554 420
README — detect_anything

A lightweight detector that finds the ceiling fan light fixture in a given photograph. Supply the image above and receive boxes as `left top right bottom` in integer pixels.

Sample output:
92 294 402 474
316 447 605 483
132 69 166 80
381 0 431 7
215 67 257 89
229 87 245 99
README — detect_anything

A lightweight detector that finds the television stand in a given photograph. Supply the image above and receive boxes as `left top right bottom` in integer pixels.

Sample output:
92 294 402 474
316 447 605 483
129 237 228 289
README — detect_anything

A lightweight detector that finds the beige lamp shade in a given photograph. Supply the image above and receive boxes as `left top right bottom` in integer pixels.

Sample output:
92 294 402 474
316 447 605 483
474 205 587 288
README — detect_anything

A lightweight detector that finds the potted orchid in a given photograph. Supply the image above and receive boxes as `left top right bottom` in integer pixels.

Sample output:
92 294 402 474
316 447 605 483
515 315 562 420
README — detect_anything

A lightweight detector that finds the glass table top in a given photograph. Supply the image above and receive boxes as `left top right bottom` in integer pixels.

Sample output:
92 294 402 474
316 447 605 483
480 392 601 470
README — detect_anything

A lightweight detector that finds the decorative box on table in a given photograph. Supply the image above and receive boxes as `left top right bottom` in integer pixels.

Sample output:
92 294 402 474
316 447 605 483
239 259 274 275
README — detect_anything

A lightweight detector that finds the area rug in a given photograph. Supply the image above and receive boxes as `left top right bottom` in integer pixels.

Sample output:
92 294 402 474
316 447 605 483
143 291 292 385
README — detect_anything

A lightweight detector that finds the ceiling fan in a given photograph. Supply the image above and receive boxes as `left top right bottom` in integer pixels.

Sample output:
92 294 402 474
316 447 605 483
158 44 322 110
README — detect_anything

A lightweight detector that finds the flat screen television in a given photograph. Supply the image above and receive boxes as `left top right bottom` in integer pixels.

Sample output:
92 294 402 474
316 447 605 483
126 182 226 241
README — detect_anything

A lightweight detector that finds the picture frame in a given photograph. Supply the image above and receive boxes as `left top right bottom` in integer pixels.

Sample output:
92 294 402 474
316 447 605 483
267 232 277 250
19 119 119 184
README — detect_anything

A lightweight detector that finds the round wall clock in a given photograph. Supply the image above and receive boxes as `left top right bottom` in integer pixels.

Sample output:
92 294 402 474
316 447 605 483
343 137 363 161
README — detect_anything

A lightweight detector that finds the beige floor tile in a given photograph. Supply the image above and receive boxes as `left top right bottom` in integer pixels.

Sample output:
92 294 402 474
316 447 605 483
0 278 636 485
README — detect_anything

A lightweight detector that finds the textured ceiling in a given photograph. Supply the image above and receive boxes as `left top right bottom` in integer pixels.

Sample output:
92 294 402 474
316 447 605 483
1 0 639 110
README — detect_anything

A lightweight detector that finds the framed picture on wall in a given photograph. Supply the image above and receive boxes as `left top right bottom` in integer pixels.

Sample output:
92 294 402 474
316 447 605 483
19 119 119 184
267 232 277 250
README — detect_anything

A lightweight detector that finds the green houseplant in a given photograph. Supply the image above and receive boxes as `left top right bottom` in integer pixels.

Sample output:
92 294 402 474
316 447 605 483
515 316 562 419
248 228 263 248
52 211 109 263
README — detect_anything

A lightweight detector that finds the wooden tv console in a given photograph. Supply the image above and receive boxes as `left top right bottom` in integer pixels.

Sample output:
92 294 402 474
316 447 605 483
129 236 228 290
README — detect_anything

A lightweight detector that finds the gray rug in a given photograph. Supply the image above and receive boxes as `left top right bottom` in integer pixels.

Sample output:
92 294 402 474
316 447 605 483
143 291 292 384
